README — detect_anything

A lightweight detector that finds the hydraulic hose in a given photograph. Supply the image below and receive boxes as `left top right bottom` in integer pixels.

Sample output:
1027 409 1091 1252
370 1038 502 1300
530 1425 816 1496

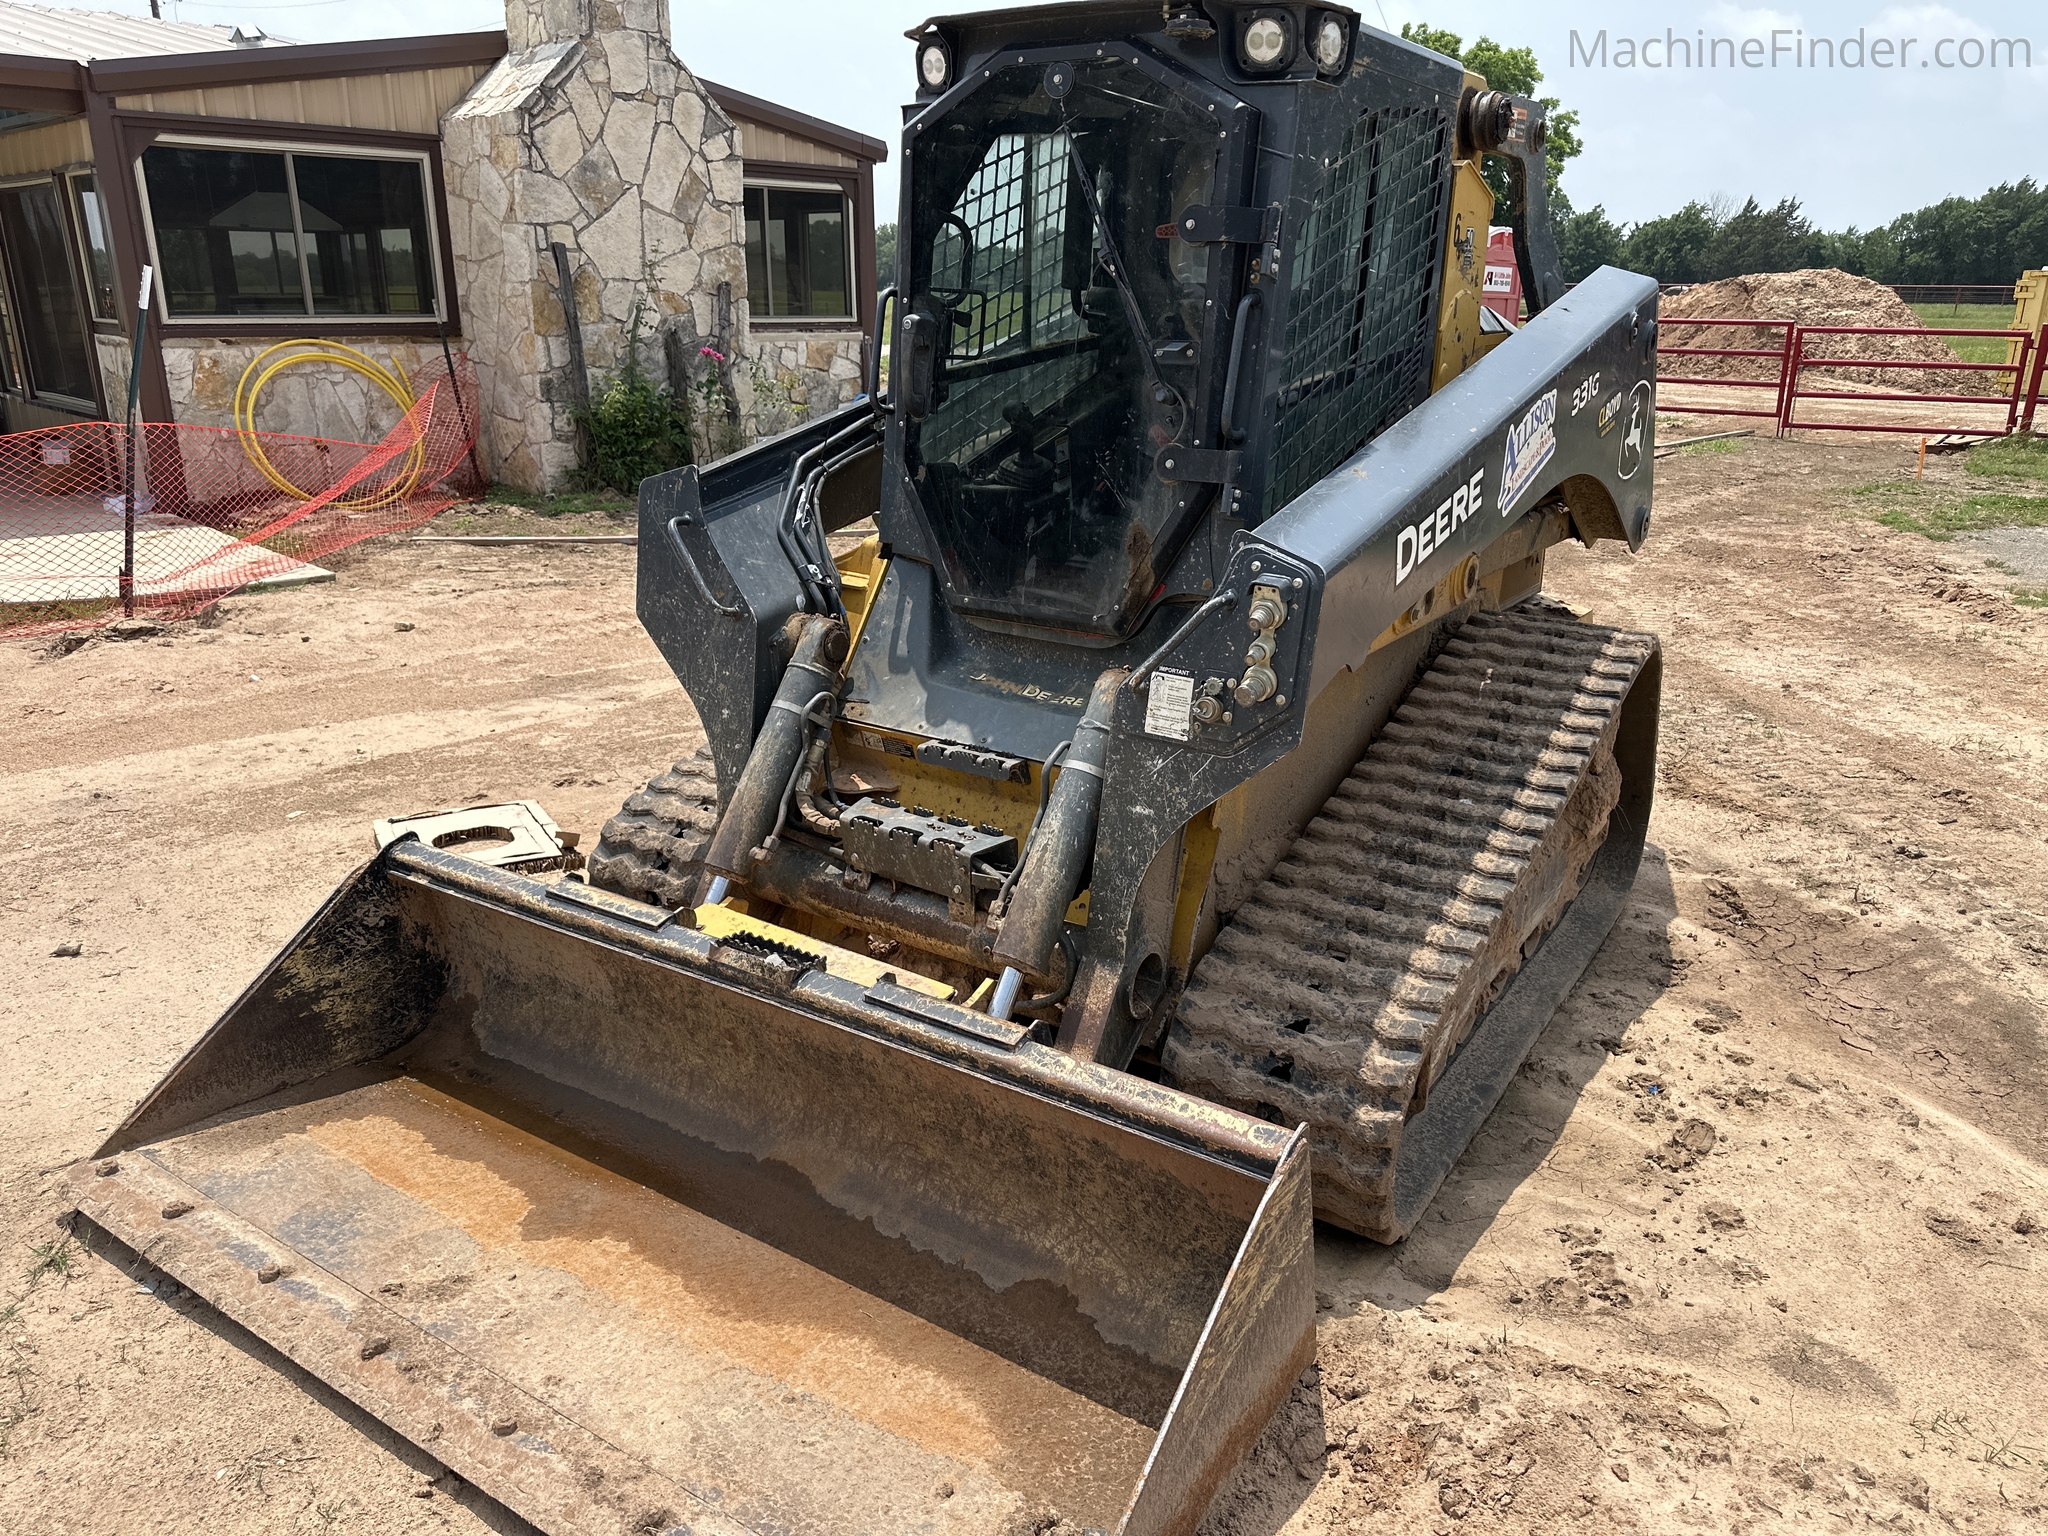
233 341 427 508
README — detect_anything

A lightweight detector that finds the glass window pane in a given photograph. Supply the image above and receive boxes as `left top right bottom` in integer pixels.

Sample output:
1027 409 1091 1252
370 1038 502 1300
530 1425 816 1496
903 57 1221 634
142 145 302 316
70 174 118 321
0 182 96 402
744 186 770 316
750 187 849 319
291 153 435 316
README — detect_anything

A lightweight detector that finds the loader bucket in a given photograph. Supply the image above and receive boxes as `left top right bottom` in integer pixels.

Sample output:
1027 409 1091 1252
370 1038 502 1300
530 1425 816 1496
69 841 1314 1536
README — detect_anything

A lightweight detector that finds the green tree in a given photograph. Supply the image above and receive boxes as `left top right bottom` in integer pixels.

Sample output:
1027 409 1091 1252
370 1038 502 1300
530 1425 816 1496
1557 206 1625 283
1885 179 2048 284
1400 23 1582 221
875 221 898 285
1706 197 1823 280
1617 202 1718 284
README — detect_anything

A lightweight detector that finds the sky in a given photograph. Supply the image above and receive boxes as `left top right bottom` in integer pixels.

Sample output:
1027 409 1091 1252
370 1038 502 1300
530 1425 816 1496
50 0 2048 233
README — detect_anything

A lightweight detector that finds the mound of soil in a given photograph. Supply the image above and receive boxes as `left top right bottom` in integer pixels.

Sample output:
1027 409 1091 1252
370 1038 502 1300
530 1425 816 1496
1661 268 1967 394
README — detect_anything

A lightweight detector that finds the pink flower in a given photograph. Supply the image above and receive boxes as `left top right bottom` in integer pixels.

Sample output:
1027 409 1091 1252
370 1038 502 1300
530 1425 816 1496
700 346 726 362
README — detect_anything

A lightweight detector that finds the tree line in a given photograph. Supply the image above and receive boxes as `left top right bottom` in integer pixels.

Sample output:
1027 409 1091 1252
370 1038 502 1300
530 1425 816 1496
1396 22 2044 289
1558 181 2048 287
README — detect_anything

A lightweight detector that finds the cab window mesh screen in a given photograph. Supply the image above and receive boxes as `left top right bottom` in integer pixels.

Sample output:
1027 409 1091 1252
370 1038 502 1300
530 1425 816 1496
1264 106 1450 515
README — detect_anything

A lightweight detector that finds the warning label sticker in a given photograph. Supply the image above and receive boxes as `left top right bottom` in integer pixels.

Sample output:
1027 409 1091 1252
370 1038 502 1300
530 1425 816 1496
1143 670 1196 742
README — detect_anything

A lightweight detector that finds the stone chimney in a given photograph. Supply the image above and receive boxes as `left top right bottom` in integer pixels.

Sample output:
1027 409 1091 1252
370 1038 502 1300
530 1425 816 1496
440 0 746 490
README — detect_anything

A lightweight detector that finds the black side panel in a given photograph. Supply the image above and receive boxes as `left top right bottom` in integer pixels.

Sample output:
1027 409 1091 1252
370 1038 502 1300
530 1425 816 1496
637 401 872 797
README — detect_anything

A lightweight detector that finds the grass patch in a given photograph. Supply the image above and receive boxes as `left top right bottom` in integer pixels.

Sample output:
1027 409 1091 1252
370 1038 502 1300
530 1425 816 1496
473 483 633 518
1852 478 2048 540
1907 303 2022 364
1966 433 2048 485
24 1238 74 1285
2012 587 2048 607
1679 436 1743 456
1907 302 2018 329
0 597 118 632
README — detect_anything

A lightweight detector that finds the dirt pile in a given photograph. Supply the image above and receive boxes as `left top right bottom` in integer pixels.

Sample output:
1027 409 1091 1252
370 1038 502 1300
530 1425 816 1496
1662 268 1966 394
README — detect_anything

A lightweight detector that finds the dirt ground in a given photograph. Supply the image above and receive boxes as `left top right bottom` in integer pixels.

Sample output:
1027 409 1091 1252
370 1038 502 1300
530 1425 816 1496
3 428 2044 1535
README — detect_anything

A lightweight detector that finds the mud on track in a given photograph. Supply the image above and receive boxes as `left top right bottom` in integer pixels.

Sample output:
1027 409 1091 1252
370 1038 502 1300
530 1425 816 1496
3 435 2044 1534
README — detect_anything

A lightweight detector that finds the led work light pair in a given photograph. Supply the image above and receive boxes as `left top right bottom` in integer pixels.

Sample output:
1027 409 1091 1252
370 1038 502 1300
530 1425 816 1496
914 7 1355 93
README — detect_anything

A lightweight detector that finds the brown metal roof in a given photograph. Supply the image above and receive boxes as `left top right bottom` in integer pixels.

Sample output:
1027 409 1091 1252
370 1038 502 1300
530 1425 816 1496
0 0 289 60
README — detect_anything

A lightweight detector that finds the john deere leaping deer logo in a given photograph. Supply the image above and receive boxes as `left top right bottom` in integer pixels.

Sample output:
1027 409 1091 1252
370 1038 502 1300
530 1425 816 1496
1618 380 1653 480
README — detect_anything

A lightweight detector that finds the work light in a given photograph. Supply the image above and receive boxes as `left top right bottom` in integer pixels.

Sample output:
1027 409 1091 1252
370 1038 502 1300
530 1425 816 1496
1238 12 1293 72
917 36 952 91
1310 11 1350 73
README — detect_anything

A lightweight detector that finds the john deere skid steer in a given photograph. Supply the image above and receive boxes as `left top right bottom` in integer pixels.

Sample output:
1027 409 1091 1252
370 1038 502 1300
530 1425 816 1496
70 5 1661 1532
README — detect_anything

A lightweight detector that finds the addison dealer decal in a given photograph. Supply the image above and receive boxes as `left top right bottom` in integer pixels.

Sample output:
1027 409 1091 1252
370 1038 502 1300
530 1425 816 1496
1497 388 1559 515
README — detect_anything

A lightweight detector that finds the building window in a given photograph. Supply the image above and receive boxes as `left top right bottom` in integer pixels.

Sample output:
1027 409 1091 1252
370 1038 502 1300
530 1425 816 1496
69 173 119 322
0 180 96 405
744 184 851 320
139 141 438 321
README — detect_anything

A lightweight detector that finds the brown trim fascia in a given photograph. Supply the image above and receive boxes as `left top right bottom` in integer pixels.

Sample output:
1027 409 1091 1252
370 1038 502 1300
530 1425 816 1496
702 79 888 165
0 86 86 114
742 157 859 186
111 109 441 150
153 323 464 340
86 30 507 97
0 53 86 113
855 160 877 352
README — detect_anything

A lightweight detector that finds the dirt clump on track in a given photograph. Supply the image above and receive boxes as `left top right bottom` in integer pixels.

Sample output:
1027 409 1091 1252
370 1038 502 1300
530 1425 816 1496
4 451 2046 1534
1663 268 1966 393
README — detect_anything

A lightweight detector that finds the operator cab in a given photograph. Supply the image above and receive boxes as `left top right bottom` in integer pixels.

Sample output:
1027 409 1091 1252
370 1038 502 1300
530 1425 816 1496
898 53 1237 639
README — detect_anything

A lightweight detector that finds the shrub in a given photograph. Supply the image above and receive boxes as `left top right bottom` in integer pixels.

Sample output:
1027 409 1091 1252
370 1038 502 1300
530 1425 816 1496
577 300 693 495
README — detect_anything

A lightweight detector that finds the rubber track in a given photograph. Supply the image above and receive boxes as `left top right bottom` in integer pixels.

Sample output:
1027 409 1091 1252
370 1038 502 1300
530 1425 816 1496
586 747 720 908
1164 606 1657 1238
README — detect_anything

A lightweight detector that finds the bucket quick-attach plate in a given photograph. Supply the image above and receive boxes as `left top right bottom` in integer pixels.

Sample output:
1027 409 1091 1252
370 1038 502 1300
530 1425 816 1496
372 801 573 871
71 841 1314 1536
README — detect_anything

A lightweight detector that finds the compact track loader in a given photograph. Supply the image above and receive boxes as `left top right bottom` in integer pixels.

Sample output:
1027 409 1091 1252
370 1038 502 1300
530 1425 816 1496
70 6 1662 1532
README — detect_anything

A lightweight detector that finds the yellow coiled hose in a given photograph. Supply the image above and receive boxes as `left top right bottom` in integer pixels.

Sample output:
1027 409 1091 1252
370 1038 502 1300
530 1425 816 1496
233 341 426 508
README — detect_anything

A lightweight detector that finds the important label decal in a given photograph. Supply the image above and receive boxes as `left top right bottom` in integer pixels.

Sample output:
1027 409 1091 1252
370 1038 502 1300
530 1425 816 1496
1497 388 1558 516
1143 669 1196 742
1482 265 1515 293
1596 389 1623 436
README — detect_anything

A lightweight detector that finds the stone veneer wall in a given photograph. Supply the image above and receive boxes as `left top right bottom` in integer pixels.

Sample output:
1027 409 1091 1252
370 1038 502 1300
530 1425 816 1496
155 337 449 442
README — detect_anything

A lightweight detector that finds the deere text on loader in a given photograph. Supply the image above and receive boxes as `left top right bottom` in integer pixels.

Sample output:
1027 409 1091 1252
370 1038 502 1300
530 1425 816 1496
71 6 1662 1532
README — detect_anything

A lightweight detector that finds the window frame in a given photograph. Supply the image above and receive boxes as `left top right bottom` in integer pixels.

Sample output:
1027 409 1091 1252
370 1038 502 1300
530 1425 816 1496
0 169 103 412
133 129 449 330
743 173 859 328
65 170 120 324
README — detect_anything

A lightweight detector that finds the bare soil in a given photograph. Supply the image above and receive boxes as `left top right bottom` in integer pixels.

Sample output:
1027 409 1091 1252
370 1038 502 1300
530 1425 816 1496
4 428 2045 1534
1663 269 1971 394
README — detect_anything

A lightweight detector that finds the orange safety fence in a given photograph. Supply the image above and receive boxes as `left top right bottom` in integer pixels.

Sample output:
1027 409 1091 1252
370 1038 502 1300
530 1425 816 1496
0 352 482 639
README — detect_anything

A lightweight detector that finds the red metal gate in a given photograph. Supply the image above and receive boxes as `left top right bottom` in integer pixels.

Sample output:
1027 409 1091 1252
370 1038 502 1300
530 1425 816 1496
1655 319 2046 439
1778 325 2038 438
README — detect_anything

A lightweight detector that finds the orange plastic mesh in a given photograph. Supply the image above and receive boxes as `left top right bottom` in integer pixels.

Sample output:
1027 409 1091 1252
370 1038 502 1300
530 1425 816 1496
1 353 481 638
